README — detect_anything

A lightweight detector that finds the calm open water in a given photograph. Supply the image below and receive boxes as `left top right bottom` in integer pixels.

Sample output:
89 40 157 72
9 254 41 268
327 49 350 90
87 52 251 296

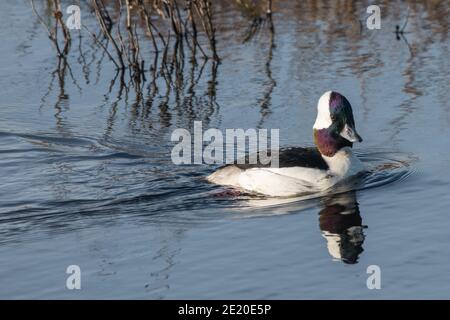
1 0 450 299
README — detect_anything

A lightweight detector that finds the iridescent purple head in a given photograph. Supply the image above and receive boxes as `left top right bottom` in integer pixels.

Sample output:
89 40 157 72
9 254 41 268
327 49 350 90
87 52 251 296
313 91 362 157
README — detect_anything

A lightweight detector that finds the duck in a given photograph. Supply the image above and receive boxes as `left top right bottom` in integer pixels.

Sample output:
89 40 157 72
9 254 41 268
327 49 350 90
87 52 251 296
207 91 365 197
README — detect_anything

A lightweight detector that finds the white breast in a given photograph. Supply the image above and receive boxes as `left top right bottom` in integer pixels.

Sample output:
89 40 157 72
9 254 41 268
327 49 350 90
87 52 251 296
322 147 364 177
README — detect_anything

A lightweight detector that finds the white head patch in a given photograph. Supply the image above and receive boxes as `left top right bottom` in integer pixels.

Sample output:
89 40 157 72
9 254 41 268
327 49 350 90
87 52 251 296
313 91 332 130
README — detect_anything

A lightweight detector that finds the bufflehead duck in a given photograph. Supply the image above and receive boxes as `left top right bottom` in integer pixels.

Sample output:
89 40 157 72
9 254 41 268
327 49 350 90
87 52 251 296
207 91 365 197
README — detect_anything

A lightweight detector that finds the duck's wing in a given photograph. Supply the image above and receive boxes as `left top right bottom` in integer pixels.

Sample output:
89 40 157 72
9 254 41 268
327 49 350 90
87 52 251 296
234 147 329 170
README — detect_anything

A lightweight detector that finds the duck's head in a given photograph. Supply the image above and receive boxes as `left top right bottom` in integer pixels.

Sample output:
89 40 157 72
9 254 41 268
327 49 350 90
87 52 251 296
313 91 362 157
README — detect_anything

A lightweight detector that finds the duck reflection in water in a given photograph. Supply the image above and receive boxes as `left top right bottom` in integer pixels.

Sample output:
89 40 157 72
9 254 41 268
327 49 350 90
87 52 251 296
238 187 367 264
318 191 366 264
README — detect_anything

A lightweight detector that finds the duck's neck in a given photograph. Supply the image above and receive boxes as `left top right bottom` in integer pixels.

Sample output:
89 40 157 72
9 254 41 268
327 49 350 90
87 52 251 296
313 128 352 157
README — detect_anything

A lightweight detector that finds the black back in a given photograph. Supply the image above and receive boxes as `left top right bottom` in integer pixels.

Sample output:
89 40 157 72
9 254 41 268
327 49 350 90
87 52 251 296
231 147 329 170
